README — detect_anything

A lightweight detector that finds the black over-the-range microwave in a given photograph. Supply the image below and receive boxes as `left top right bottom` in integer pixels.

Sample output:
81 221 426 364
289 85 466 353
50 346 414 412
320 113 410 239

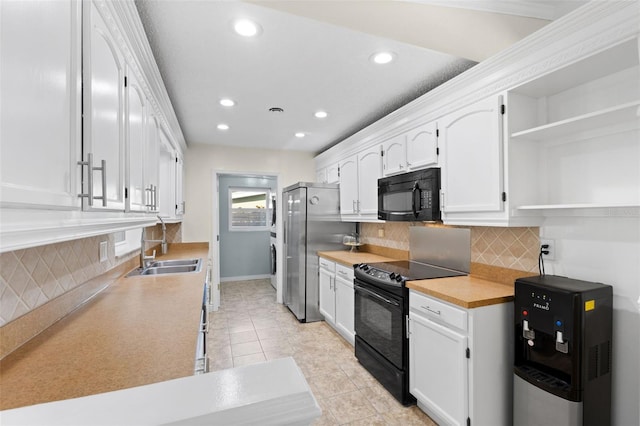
378 168 441 222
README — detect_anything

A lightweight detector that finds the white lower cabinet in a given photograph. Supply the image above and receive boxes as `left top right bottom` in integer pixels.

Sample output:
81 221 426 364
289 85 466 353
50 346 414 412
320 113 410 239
334 265 355 345
409 290 512 426
318 257 355 346
318 258 336 324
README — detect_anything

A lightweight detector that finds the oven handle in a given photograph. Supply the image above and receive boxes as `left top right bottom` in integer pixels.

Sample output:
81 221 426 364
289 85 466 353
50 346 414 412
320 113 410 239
355 284 400 307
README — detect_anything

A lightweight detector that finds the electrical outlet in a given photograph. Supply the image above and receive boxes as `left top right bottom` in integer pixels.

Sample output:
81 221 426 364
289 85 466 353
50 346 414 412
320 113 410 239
378 228 385 238
99 241 108 263
540 238 555 260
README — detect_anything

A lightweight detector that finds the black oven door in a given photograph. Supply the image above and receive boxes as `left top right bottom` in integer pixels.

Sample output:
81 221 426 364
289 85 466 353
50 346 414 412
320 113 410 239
354 280 404 369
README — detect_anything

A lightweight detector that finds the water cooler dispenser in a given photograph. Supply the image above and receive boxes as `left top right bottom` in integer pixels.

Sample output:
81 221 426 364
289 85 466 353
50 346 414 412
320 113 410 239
513 275 612 426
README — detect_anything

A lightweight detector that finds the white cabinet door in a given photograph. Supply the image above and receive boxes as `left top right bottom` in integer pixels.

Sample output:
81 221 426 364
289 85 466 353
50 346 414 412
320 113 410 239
409 314 469 426
83 0 126 210
338 155 358 215
315 168 328 184
382 135 407 176
334 275 355 345
318 268 335 324
357 145 382 215
144 114 160 212
0 0 81 209
175 154 185 215
326 163 340 184
126 69 147 212
406 121 438 170
440 95 504 213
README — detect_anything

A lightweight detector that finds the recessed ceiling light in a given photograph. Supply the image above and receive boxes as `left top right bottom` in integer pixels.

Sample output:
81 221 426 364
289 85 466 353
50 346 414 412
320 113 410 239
233 19 261 37
295 132 305 138
370 51 396 65
314 111 328 119
217 124 229 130
220 98 235 107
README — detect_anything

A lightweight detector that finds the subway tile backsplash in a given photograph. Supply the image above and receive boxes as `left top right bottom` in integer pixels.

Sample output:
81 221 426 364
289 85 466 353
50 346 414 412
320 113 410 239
360 223 539 273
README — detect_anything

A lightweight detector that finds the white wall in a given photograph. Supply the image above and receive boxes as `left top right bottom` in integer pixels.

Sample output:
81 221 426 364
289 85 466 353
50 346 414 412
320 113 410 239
541 215 640 426
182 144 316 243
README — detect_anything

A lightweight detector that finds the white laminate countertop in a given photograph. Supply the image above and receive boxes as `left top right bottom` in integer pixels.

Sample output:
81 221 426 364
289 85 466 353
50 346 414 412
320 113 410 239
1 357 321 426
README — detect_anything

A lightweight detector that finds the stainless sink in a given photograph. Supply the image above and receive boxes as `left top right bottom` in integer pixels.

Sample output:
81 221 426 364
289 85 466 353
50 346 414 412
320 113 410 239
126 258 202 277
148 258 201 268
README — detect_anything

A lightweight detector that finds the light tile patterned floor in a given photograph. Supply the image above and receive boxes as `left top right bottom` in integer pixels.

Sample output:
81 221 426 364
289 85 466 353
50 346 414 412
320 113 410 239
207 279 437 425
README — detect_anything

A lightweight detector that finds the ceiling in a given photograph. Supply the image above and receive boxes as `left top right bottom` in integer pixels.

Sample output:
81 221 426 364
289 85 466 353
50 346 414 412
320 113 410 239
135 0 583 155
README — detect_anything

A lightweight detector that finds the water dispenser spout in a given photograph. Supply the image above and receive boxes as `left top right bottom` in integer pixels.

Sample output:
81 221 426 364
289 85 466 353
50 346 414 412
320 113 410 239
522 319 535 340
555 330 568 353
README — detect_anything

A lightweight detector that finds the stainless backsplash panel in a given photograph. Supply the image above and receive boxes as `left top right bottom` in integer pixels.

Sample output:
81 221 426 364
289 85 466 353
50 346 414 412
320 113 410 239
409 226 471 273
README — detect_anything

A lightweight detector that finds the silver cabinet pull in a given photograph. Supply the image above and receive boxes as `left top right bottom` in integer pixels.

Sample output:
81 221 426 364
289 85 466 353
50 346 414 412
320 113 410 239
77 153 107 207
422 305 441 315
77 153 94 205
94 159 107 207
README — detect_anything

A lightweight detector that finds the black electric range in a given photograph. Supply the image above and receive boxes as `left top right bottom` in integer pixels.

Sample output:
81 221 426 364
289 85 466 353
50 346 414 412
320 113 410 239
353 260 466 405
354 260 466 294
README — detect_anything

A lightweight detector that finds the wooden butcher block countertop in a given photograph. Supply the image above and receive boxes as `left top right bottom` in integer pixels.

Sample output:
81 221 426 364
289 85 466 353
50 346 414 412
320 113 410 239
0 243 209 411
406 275 515 309
317 250 397 267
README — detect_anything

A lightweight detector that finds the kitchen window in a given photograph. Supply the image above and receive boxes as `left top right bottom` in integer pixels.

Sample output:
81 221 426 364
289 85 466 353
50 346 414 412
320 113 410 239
229 188 269 231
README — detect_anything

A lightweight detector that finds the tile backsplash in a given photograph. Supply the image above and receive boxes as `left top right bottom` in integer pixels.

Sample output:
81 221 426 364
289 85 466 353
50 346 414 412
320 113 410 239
0 223 182 327
360 223 539 273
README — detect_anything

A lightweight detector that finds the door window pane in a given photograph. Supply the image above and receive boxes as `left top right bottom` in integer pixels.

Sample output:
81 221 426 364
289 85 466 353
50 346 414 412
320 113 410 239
229 188 268 230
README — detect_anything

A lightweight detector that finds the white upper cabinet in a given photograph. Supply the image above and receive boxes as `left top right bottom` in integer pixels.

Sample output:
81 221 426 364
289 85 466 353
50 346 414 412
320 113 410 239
175 154 185 216
0 0 82 209
382 121 438 177
144 114 160 212
126 69 147 212
326 163 340 184
406 121 438 171
82 0 126 210
440 95 504 215
357 146 382 217
339 145 382 221
382 135 406 176
0 0 185 252
338 156 358 215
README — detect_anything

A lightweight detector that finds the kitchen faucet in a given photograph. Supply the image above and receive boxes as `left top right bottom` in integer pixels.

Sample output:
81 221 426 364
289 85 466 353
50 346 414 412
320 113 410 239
140 216 168 269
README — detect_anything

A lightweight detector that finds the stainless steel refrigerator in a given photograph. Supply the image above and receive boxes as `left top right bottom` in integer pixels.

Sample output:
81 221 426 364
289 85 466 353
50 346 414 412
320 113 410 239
282 182 354 322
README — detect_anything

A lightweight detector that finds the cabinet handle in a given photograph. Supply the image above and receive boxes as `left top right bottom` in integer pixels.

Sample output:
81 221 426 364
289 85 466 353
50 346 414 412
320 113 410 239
77 153 94 205
422 305 441 315
399 163 403 169
77 154 107 207
95 159 107 207
357 200 361 212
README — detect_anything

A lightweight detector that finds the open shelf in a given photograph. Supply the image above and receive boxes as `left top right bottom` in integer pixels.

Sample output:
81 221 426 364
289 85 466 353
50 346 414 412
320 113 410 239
517 202 640 210
511 101 640 141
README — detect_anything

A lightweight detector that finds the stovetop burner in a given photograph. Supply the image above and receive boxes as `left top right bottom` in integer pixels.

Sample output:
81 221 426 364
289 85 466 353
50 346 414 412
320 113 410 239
354 260 466 291
369 260 466 280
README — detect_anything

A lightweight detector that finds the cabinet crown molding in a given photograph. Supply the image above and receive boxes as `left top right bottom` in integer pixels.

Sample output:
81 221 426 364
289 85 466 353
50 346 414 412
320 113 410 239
315 1 639 167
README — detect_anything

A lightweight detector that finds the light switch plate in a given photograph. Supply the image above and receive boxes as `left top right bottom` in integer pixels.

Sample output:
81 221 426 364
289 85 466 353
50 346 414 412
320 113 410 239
99 241 108 263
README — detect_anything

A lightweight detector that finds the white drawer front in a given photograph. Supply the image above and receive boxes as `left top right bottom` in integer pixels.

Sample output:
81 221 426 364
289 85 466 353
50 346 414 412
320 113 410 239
335 263 354 282
410 290 467 332
319 257 335 272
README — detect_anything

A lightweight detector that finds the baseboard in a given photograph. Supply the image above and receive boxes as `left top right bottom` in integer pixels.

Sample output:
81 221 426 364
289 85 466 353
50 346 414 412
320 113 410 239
221 274 271 282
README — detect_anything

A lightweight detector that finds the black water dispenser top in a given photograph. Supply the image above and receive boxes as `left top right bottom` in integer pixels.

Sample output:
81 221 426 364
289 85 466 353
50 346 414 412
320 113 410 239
514 275 613 426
